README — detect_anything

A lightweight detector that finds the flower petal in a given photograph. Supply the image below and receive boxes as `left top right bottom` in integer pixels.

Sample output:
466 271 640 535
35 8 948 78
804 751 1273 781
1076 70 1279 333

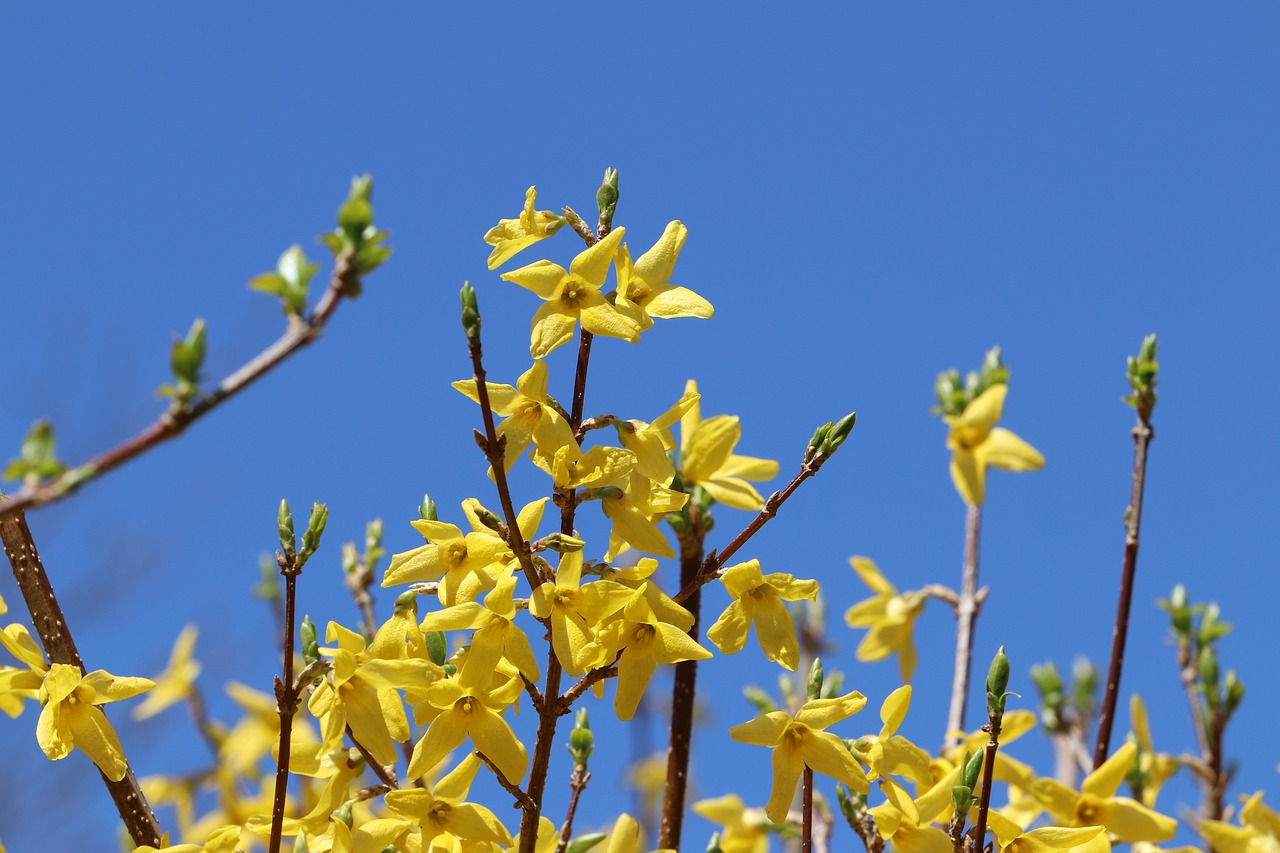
529 300 579 359
502 260 567 300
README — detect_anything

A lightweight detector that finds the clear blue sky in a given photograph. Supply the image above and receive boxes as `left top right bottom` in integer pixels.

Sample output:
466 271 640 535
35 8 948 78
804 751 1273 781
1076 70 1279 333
2 5 1278 850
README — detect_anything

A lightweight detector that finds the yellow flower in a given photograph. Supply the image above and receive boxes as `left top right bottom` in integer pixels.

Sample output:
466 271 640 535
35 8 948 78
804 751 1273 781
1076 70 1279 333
1030 742 1177 846
844 557 925 682
383 505 515 606
945 384 1044 505
131 824 242 853
132 624 201 721
452 360 578 473
614 220 713 332
308 621 440 767
532 441 638 492
615 387 700 487
528 550 634 677
705 559 819 671
986 811 1106 853
677 380 778 511
583 589 709 721
501 227 640 357
1201 791 1280 853
0 623 46 717
692 794 769 853
856 686 933 785
37 663 154 781
867 776 955 853
729 690 870 822
407 660 527 783
484 186 566 270
389 754 513 847
1129 694 1181 808
600 812 674 853
599 471 688 561
420 575 541 684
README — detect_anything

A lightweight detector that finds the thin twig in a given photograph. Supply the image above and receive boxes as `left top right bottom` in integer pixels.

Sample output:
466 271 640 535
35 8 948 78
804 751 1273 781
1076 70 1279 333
0 496 163 847
1092 416 1155 768
186 685 223 760
476 750 536 812
555 765 592 853
945 503 983 748
558 664 619 712
267 559 302 853
802 767 815 853
0 254 358 520
971 713 1003 853
345 724 399 790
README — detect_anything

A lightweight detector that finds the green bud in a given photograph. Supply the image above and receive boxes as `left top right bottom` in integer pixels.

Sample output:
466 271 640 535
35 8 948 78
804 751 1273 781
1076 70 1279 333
461 281 480 339
1224 670 1244 714
807 657 824 701
170 318 207 385
825 411 857 452
836 784 858 830
543 532 586 554
342 542 360 575
420 494 438 523
987 646 1010 710
597 167 619 221
442 662 457 677
743 685 776 714
566 834 608 853
1198 645 1219 691
963 747 985 791
394 589 418 616
425 631 447 666
805 422 832 463
300 501 328 562
337 175 374 239
1030 661 1063 700
703 833 724 853
277 499 297 561
5 419 66 484
951 785 974 816
1198 602 1232 645
568 725 594 765
300 615 319 665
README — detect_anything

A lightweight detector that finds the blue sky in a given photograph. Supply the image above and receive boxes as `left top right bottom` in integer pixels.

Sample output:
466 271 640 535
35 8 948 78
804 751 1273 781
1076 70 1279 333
2 5 1279 850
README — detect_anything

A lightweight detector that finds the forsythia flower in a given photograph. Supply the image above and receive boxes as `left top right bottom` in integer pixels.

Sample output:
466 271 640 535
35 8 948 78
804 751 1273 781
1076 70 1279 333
729 690 870 821
855 686 933 785
1129 694 1181 808
844 557 925 682
420 575 541 684
945 383 1044 505
484 186 566 270
615 388 700 487
677 380 778 511
132 624 201 721
600 812 675 853
528 550 633 677
37 662 154 781
383 504 514 606
614 220 713 332
1030 742 1177 847
1200 791 1280 853
985 812 1106 853
692 795 769 853
452 360 577 473
407 658 527 783
501 227 640 357
599 471 688 561
705 559 819 671
390 753 513 848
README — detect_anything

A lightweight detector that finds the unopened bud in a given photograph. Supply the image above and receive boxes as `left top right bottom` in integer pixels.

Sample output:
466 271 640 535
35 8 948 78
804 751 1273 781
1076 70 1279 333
425 631 447 666
825 411 857 453
951 785 974 816
1224 670 1245 714
807 657 824 701
461 282 480 339
394 589 418 616
543 533 586 554
1198 645 1219 690
743 685 776 713
963 748 984 791
987 646 1010 714
342 542 360 575
300 502 328 563
420 494 437 522
473 506 504 533
836 783 858 830
277 499 297 561
300 615 319 665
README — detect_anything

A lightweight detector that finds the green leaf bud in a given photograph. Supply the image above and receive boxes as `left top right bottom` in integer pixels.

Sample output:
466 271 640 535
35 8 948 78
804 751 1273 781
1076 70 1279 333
300 502 328 562
1198 602 1232 645
568 709 594 764
804 422 832 463
951 785 974 817
836 784 858 830
1198 645 1219 691
963 748 985 791
1224 670 1244 714
442 662 457 677
566 834 608 853
170 317 207 385
543 532 586 554
419 494 438 523
394 589 418 616
597 167 619 224
987 646 1010 708
807 657 824 701
300 615 319 665
743 685 776 713
277 499 297 561
341 541 360 575
425 631 447 666
826 411 857 452
461 281 480 339
338 175 374 239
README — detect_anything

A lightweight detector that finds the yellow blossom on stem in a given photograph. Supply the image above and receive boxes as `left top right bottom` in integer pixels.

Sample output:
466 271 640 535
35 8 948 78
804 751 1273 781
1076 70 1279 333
867 776 955 853
583 589 709 721
935 709 1040 791
945 383 1044 505
692 794 769 853
132 624 201 721
219 680 316 777
728 690 870 821
501 227 640 357
1030 742 1177 847
1129 694 1181 808
677 380 779 511
420 575 541 684
406 659 527 783
598 471 688 560
600 812 675 853
705 559 819 671
615 387 700 487
528 550 634 677
131 824 242 853
383 505 515 606
484 186 566 270
532 439 637 491
0 623 46 717
37 662 154 781
452 360 578 473
986 811 1106 853
614 220 713 332
844 556 925 682
855 686 934 785
1201 791 1280 853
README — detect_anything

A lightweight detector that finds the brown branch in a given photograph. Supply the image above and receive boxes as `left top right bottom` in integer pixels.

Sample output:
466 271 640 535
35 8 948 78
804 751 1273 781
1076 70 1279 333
660 517 705 851
0 496 163 847
557 664 618 712
555 765 592 853
476 750 536 812
186 685 223 760
971 712 1003 853
345 724 399 790
1092 416 1155 768
802 766 815 853
945 503 983 749
267 558 302 853
1 254 358 521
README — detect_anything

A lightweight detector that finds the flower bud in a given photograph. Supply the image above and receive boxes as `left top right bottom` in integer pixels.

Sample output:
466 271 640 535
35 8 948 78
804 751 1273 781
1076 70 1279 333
987 646 1010 715
419 494 438 523
300 615 319 665
807 657 824 701
425 631 447 666
300 502 328 562
461 281 481 339
277 499 297 561
1198 645 1219 690
1224 670 1245 715
963 748 984 791
951 785 974 816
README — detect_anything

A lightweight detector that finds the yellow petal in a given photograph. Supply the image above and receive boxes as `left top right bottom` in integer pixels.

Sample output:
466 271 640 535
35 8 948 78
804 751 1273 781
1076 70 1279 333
702 476 767 511
682 415 740 483
407 706 469 780
751 594 801 671
614 642 658 721
529 300 579 358
632 221 686 287
569 227 625 285
706 601 750 656
765 744 806 822
794 692 867 731
729 711 790 747
1082 742 1137 798
1012 826 1105 853
502 259 567 300
803 729 869 793
1096 796 1176 843
469 704 527 783
977 427 1044 473
646 285 714 320
849 557 897 597
67 704 129 781
951 448 985 505
880 685 912 735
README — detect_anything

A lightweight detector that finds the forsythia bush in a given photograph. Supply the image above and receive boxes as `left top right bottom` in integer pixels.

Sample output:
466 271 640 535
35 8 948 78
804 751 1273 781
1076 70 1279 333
0 173 1268 853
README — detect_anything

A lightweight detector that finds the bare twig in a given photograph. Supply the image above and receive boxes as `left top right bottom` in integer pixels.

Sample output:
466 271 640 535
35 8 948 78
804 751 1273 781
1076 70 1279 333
971 711 1003 853
945 503 983 748
345 724 399 790
557 664 618 712
555 765 592 853
476 750 536 812
267 554 302 853
0 254 358 520
1092 416 1155 768
0 496 163 847
802 767 815 853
